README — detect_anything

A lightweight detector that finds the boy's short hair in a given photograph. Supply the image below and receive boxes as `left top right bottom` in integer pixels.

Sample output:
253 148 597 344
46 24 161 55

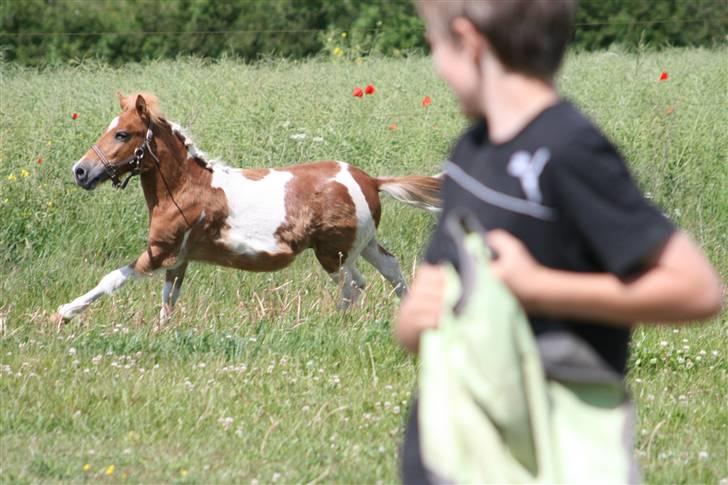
417 0 577 81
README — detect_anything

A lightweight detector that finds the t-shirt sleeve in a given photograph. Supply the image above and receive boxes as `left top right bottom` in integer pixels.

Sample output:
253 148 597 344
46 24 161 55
546 129 675 278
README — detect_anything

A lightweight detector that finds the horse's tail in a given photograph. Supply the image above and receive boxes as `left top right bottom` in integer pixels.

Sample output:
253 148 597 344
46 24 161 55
376 173 443 213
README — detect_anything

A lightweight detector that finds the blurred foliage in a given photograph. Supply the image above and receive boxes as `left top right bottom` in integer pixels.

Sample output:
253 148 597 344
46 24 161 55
0 0 726 65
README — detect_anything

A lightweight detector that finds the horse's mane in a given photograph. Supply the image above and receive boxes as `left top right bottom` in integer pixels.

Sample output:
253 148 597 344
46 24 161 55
167 121 217 171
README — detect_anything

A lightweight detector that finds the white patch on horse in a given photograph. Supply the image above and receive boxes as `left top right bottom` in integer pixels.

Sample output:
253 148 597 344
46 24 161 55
211 167 293 256
334 162 376 257
106 116 120 133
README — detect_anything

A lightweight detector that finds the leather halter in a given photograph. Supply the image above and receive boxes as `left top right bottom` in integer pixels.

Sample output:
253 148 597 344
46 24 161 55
91 124 157 189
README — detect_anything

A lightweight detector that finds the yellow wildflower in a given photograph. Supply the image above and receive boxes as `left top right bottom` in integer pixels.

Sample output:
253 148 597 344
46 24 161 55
83 463 91 472
105 464 115 476
47 201 53 208
333 47 343 57
20 169 30 178
6 174 16 182
341 31 347 38
180 469 188 477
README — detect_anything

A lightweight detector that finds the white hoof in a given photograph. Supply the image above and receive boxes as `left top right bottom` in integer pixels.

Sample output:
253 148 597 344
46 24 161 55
57 302 85 320
159 304 173 324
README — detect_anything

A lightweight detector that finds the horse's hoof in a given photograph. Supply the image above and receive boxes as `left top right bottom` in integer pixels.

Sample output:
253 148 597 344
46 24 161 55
56 305 73 321
51 312 68 327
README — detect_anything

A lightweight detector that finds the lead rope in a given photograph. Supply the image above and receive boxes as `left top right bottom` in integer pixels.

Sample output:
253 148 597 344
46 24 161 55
140 125 192 229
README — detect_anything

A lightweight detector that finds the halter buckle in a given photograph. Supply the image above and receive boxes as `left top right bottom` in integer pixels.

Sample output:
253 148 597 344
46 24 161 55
133 147 145 161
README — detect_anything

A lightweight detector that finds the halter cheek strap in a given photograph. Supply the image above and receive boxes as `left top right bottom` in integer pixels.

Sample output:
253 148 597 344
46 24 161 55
93 126 156 190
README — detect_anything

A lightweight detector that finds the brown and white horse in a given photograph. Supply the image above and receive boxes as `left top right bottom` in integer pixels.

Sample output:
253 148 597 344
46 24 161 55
57 92 440 322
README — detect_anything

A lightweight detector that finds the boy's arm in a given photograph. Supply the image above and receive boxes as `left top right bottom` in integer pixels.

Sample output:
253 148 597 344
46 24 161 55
489 230 723 325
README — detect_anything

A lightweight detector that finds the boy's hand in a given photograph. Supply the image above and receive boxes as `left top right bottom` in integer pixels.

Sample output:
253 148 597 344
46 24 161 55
488 229 542 309
395 264 447 353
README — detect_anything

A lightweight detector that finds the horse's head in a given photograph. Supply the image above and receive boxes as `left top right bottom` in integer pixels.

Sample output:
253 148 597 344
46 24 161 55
72 92 161 190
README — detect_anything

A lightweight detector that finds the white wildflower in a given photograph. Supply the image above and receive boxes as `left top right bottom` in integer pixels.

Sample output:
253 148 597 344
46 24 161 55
218 416 234 430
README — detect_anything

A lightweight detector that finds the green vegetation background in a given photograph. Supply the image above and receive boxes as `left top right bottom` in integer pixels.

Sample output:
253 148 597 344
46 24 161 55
1 48 726 483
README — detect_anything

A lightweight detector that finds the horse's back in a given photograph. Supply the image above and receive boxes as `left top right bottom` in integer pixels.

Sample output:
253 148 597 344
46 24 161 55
196 160 380 272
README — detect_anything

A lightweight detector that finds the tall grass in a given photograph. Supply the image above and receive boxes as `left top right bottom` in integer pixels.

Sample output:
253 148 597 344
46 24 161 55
1 48 726 483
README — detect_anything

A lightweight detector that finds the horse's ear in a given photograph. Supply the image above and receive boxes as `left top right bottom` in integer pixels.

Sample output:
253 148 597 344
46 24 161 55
135 94 148 118
117 91 127 110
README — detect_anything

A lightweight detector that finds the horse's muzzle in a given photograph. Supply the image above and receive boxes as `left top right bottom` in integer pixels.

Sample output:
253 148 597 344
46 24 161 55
72 159 107 190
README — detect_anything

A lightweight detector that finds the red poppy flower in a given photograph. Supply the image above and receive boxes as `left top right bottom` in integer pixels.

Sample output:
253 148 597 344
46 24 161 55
365 84 376 95
421 96 432 107
71 113 79 120
37 158 43 165
353 87 364 97
659 72 668 81
388 123 397 131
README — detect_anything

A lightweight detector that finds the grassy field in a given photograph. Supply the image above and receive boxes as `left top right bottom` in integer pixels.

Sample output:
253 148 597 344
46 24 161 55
1 48 726 484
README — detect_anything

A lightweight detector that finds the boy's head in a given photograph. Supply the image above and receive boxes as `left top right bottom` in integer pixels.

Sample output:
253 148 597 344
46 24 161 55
417 0 576 115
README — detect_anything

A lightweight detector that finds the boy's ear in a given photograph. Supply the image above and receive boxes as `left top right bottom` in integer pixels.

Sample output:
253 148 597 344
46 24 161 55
451 17 486 61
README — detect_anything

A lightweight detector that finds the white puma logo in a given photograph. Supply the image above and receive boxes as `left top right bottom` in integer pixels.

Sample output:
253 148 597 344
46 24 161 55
507 148 551 204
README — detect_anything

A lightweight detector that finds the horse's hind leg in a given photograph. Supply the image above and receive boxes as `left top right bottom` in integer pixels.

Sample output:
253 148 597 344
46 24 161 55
313 242 367 309
362 238 407 297
159 262 188 323
327 264 366 310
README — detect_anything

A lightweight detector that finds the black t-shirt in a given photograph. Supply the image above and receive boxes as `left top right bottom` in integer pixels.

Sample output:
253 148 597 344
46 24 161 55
425 100 675 375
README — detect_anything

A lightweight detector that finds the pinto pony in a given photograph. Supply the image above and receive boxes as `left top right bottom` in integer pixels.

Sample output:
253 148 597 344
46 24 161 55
57 93 440 322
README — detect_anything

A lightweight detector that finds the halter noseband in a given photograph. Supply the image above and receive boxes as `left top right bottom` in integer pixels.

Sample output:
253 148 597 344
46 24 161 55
91 124 156 190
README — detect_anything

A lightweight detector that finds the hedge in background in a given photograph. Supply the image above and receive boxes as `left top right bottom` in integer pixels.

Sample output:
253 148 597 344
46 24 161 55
1 0 726 65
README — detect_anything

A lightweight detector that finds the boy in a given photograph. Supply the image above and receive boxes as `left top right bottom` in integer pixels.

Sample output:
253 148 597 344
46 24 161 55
396 0 723 482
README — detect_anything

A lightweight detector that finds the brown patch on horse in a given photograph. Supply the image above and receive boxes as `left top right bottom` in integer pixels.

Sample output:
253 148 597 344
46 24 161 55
310 180 358 273
241 168 270 181
274 161 358 273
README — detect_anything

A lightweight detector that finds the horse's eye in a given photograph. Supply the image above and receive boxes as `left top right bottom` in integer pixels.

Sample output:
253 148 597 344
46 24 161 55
115 131 130 141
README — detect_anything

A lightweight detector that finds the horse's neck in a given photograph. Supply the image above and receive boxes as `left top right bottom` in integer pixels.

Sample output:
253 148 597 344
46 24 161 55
140 126 190 209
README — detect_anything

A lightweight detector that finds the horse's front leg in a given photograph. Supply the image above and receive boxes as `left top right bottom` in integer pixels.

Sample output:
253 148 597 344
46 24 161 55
159 262 188 323
56 245 171 321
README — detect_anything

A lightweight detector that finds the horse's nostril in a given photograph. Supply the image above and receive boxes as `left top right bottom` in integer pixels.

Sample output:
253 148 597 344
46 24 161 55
75 166 86 179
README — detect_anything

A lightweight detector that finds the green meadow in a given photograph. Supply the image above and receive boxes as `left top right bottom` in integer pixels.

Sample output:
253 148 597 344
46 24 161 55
1 48 726 483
